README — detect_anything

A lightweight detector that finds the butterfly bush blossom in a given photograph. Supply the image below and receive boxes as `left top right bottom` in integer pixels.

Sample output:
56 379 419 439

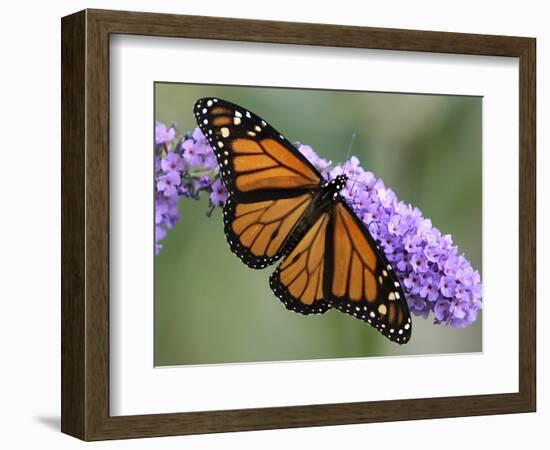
155 122 482 328
155 123 228 254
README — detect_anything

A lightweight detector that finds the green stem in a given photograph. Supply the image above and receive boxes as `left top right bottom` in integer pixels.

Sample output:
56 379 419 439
188 167 219 179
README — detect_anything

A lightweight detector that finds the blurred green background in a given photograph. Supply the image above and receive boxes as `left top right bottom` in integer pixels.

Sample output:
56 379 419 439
154 83 482 367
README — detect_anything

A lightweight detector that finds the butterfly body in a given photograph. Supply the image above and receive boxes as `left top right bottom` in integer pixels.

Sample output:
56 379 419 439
194 98 412 344
277 174 349 255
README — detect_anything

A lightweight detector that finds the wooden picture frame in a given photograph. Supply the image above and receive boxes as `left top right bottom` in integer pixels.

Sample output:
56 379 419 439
61 8 536 441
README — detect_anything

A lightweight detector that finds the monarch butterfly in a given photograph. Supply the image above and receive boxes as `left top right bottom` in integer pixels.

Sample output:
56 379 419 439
194 98 411 344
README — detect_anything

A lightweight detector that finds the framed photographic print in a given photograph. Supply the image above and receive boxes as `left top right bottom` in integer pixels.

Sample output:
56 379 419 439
61 9 536 441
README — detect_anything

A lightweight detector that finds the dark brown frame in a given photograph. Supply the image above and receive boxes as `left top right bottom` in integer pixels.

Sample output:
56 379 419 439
61 9 536 441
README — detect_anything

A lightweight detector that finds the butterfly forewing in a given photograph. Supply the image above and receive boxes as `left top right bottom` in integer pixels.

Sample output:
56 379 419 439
194 98 322 199
325 201 412 343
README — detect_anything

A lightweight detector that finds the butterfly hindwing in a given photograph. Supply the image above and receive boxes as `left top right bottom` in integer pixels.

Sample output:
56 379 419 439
222 193 314 269
270 212 332 315
325 200 412 344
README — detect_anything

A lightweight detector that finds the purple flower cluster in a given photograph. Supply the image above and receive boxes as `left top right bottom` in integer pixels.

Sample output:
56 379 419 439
326 156 482 328
154 121 482 328
154 123 227 254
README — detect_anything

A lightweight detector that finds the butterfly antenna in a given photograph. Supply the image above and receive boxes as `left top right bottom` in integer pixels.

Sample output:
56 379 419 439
345 133 356 162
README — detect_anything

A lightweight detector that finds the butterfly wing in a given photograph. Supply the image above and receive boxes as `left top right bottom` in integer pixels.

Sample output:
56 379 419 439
269 213 332 315
194 98 322 198
194 98 324 269
223 193 315 269
325 200 412 343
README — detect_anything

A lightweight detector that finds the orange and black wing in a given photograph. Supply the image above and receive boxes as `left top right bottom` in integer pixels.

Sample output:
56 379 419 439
269 213 331 315
193 98 323 269
194 98 322 199
325 200 412 343
223 193 315 269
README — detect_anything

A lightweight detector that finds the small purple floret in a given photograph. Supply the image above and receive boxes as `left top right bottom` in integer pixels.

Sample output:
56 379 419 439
155 122 176 145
